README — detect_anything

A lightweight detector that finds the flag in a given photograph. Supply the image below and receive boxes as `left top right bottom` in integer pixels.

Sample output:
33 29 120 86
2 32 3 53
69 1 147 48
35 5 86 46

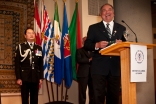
41 5 54 82
53 2 62 85
62 2 72 88
41 5 50 35
69 2 82 80
34 1 42 45
76 5 82 49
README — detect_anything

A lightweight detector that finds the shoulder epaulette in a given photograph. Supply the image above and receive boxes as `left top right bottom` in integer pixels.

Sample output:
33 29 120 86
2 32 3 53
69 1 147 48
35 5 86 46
35 43 42 48
18 42 26 45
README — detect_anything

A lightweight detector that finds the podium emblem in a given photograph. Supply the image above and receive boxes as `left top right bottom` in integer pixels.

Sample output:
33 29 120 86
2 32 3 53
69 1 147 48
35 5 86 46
135 50 144 64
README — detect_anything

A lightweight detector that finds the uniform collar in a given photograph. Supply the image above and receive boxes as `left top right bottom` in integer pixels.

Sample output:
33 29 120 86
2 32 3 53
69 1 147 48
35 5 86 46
27 41 34 46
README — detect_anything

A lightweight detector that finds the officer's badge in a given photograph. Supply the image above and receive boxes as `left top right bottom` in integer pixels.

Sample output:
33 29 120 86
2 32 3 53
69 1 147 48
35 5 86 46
35 49 42 56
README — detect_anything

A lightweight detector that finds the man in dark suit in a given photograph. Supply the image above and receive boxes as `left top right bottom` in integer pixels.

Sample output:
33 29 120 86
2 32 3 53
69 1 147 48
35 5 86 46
76 37 94 104
84 3 126 104
15 28 43 104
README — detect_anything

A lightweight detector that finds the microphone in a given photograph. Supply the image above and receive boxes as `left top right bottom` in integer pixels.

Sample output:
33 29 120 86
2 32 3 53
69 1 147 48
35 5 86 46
121 20 138 42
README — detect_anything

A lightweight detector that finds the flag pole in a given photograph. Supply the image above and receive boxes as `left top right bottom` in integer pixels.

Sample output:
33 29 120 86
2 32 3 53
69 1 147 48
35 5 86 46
45 80 51 102
61 80 64 101
51 82 55 101
56 84 59 101
64 88 68 102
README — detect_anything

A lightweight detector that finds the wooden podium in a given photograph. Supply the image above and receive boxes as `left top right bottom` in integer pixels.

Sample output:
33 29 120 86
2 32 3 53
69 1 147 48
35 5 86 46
99 42 156 104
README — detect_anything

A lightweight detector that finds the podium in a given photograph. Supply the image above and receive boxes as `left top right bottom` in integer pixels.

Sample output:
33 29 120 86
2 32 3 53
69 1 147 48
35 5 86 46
99 42 156 104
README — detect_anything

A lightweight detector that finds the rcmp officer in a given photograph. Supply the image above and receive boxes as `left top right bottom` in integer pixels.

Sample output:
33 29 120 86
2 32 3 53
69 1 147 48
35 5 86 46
15 28 43 104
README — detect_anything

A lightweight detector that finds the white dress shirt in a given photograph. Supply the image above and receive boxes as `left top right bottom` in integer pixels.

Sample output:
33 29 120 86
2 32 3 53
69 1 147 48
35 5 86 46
103 20 114 34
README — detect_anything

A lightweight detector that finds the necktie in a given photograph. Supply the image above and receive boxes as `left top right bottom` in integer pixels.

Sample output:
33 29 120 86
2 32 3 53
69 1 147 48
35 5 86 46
106 23 112 38
30 43 33 49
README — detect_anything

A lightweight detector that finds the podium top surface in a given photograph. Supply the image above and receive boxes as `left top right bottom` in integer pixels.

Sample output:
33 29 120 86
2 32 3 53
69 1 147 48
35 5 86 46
99 42 156 56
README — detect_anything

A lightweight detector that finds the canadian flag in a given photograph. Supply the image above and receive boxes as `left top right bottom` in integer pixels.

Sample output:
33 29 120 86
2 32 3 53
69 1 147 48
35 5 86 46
34 0 41 45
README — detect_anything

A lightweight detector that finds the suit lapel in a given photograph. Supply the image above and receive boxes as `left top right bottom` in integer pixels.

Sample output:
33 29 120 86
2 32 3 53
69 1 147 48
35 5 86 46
98 21 110 39
111 23 119 40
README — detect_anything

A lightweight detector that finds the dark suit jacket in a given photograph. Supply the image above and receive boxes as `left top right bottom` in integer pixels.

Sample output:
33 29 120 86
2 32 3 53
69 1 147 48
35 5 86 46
15 42 43 83
84 21 126 76
76 47 92 77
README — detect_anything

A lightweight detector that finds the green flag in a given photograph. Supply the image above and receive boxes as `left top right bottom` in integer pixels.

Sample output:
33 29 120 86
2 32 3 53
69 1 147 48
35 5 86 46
69 3 77 80
69 2 82 80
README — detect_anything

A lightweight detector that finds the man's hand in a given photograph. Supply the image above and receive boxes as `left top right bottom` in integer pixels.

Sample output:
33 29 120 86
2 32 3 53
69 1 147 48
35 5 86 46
95 41 108 48
39 79 43 85
116 39 122 43
17 79 22 85
38 79 43 89
89 58 92 62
